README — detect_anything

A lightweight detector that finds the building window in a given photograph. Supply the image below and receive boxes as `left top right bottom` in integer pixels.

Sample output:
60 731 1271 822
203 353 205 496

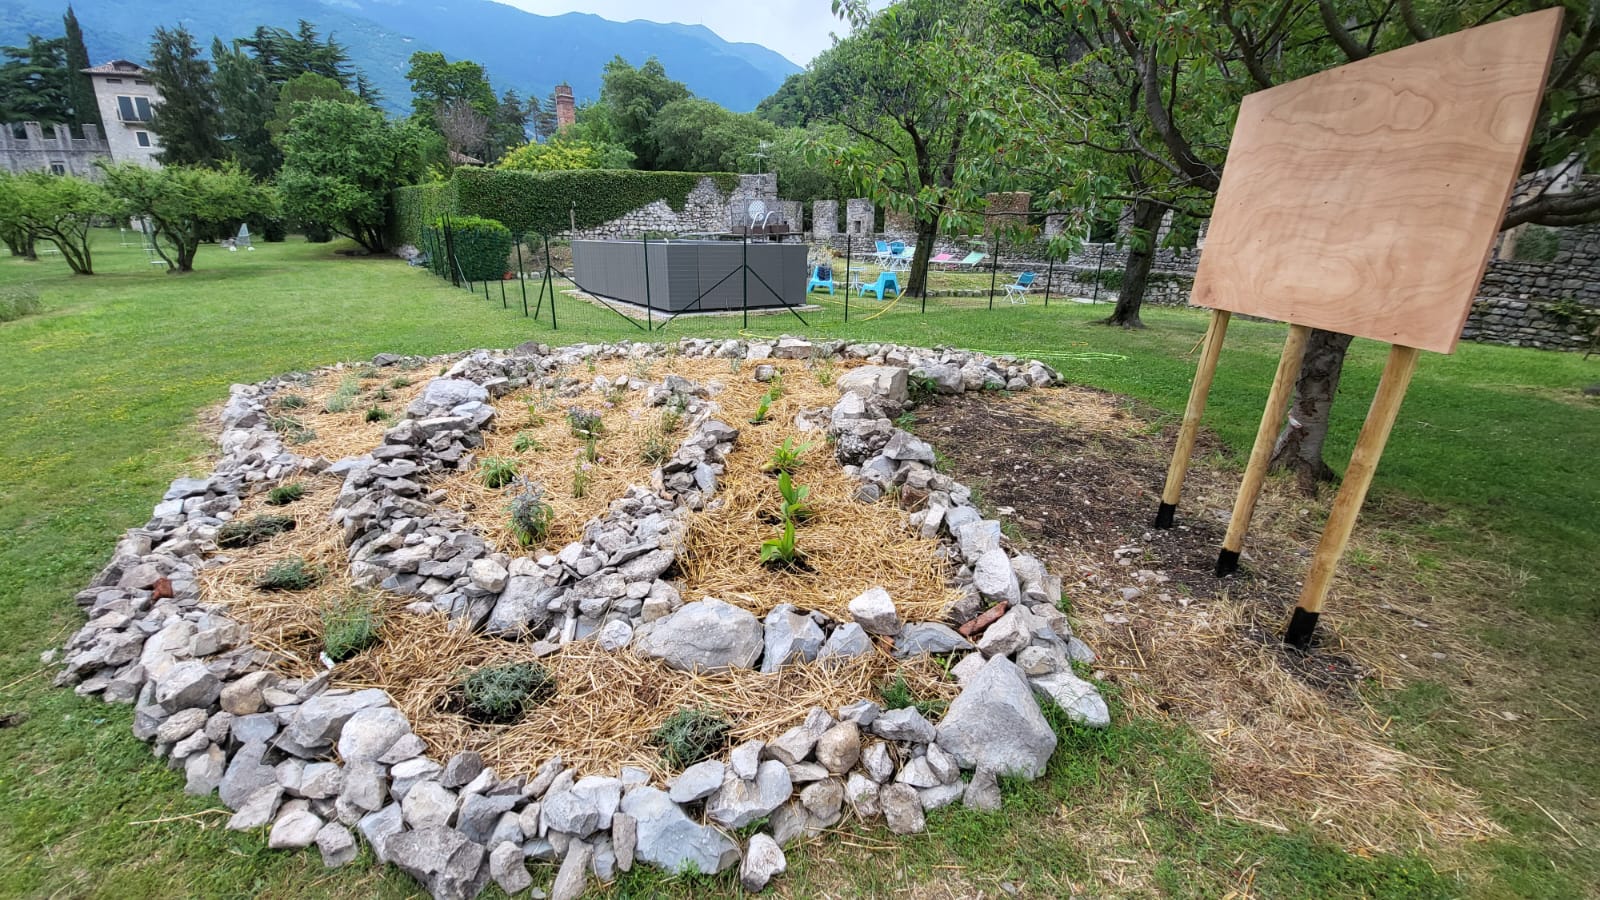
116 95 153 123
105 77 123 84
50 162 65 175
135 131 151 147
133 79 150 86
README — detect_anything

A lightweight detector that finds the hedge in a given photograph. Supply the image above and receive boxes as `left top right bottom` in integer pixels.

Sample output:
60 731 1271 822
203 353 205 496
449 168 739 236
388 180 455 249
423 215 512 281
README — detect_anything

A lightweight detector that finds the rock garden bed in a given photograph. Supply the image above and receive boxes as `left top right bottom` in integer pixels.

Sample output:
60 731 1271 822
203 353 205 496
53 337 1111 899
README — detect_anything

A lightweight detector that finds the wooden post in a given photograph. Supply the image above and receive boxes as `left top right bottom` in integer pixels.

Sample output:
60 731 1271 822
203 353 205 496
1154 309 1231 527
1215 323 1312 575
1285 344 1420 648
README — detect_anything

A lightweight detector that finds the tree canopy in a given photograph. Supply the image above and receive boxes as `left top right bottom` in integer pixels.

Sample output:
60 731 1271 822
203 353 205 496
147 26 226 167
99 162 274 272
276 99 429 253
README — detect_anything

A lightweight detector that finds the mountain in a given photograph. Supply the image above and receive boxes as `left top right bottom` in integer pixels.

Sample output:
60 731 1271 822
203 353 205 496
0 0 801 113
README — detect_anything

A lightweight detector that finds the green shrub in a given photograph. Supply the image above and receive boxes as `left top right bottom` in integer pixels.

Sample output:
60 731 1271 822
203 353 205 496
509 479 553 547
479 456 519 489
1513 225 1561 262
651 708 732 770
0 285 43 322
266 483 306 506
364 406 390 423
276 393 307 410
217 513 297 548
323 594 382 662
423 215 512 282
323 376 360 413
257 558 322 591
388 181 455 249
461 662 556 723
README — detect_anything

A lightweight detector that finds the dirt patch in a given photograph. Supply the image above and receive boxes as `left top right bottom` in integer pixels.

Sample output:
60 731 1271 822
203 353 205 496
913 387 1498 855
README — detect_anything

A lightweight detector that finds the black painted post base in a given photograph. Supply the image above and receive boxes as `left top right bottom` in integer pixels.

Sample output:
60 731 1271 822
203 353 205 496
1283 607 1320 649
1153 502 1177 529
1214 548 1241 577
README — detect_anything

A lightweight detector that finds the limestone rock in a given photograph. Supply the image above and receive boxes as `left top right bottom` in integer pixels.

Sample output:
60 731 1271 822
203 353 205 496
815 721 861 774
634 599 763 673
706 760 793 829
880 784 925 834
387 825 489 900
1031 671 1111 728
740 833 787 892
847 587 901 635
760 604 825 674
937 656 1057 779
621 786 740 875
892 623 974 658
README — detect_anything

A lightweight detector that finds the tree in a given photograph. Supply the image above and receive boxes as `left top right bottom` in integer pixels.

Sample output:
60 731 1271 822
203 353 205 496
213 38 279 180
438 99 490 163
810 0 999 296
531 92 558 142
406 51 496 132
498 134 633 171
276 99 427 253
0 174 38 258
266 72 359 139
649 98 776 172
62 7 101 131
488 89 531 162
8 172 109 274
100 162 274 272
0 35 70 124
147 26 225 167
595 57 691 170
239 22 353 88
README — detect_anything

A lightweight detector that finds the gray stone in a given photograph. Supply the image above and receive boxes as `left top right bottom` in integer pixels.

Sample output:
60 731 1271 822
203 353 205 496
799 778 844 821
911 363 964 394
387 825 489 900
880 783 925 834
786 762 829 784
838 699 881 727
596 619 634 651
155 661 221 713
220 671 275 716
1031 671 1111 728
817 623 872 661
299 762 344 799
937 656 1057 779
706 760 793 829
441 750 485 789
815 721 861 774
220 741 278 810
612 811 637 872
490 840 533 894
525 755 565 799
484 575 559 637
552 840 593 900
963 768 1002 811
729 740 764 780
1015 644 1063 676
837 365 909 407
336 706 412 762
621 786 740 876
740 833 787 892
861 741 895 783
227 784 283 831
918 780 967 811
760 604 825 673
268 807 324 849
956 520 1004 560
411 378 488 414
634 598 764 673
459 791 519 844
1065 636 1098 664
668 760 725 803
543 775 622 837
156 707 208 744
184 743 226 796
283 688 390 749
356 803 404 865
390 757 444 801
893 623 974 658
402 781 458 829
469 558 509 594
847 587 901 635
896 756 942 789
316 821 359 867
341 759 388 812
765 707 834 765
871 706 937 743
977 606 1032 658
951 651 986 685
880 430 935 463
973 549 1022 605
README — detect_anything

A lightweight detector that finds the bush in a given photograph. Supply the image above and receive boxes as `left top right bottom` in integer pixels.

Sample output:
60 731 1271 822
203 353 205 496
301 222 333 243
266 483 305 505
423 215 512 281
0 285 43 322
217 513 296 548
651 707 732 770
1513 225 1561 262
461 662 556 723
257 558 322 591
450 167 739 236
323 594 382 662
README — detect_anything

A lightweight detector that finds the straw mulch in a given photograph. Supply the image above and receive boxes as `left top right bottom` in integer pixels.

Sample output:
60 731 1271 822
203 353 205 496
268 366 429 462
673 358 963 623
432 358 680 552
341 615 957 780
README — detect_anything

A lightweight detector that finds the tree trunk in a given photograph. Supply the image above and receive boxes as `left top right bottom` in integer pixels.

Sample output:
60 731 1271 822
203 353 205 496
1104 199 1163 328
904 216 939 297
1269 328 1354 492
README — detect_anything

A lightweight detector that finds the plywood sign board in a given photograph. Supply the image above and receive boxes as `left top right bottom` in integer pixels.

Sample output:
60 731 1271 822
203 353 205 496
1190 9 1562 354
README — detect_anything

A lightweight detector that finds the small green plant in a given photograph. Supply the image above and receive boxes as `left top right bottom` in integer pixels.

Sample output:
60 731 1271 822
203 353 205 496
461 662 556 723
642 429 672 466
323 376 360 413
572 458 592 498
749 392 773 424
388 376 413 389
322 594 382 662
276 393 307 410
257 558 322 591
894 411 918 429
374 387 392 402
512 431 542 453
567 406 604 439
759 517 801 566
357 367 381 380
266 483 305 506
479 456 519 489
777 470 812 522
1546 298 1588 324
508 478 553 547
767 369 784 397
651 707 732 770
217 513 296 548
364 406 390 423
632 359 656 380
908 374 938 404
813 359 836 387
762 438 815 474
660 406 683 434
0 285 44 322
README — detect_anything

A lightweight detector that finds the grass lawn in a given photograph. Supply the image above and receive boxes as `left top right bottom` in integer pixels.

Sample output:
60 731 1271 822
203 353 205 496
1 233 1595 897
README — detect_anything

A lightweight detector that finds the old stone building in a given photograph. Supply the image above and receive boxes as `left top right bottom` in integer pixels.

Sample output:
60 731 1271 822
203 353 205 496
0 121 109 175
0 59 163 176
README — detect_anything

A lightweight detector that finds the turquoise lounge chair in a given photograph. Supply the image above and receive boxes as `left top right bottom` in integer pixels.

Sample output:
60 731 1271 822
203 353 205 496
858 271 900 300
807 264 835 294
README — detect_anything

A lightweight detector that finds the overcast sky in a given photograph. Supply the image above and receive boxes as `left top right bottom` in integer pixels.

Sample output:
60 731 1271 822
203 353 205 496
498 0 850 67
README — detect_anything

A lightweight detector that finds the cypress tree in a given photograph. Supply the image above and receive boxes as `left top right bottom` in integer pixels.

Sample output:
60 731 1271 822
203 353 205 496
146 25 225 167
62 6 102 131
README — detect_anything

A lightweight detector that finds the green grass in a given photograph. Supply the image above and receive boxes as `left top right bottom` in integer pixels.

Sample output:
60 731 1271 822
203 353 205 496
1 232 1595 897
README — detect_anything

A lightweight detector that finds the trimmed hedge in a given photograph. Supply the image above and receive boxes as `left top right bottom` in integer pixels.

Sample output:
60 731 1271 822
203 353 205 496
389 180 455 249
450 167 739 236
423 215 512 281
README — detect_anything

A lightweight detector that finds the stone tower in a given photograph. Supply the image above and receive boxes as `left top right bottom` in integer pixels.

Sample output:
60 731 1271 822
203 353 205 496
554 84 576 132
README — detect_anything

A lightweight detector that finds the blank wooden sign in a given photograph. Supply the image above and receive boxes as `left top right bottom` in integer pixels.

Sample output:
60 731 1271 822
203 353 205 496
1191 9 1562 354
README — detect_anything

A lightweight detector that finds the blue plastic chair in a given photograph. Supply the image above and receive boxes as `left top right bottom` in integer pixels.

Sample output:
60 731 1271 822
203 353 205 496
858 271 900 300
1004 271 1036 304
873 239 891 265
806 264 835 294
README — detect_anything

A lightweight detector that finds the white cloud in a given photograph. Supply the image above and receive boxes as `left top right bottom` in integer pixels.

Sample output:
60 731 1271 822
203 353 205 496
495 0 850 66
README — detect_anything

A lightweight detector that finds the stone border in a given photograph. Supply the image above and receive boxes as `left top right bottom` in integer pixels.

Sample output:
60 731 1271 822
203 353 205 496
52 337 1110 899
